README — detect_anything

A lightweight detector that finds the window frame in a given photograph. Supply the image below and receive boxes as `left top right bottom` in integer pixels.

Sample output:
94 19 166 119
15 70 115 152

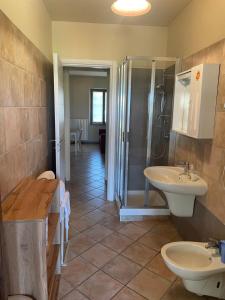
90 88 107 125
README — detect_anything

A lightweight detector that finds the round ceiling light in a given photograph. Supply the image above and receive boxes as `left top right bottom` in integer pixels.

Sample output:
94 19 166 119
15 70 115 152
111 0 151 17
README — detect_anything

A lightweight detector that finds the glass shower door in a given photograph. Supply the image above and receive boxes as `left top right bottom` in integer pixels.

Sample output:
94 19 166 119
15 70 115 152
116 60 129 207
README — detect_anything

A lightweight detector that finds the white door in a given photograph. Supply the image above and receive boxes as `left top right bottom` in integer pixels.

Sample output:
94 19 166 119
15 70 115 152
53 53 65 180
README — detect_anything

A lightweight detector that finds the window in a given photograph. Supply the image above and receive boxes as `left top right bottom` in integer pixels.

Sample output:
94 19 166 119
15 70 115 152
90 89 107 125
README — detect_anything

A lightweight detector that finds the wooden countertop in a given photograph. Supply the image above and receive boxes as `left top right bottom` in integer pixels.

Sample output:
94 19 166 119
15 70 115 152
2 177 59 221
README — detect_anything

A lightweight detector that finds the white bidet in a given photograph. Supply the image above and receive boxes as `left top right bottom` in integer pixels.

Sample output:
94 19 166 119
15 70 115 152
161 241 225 299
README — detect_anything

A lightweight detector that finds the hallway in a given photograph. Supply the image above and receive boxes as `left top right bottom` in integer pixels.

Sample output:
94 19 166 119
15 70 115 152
58 145 211 300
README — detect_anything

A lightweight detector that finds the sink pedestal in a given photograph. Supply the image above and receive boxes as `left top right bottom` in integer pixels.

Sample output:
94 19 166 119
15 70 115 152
165 192 195 217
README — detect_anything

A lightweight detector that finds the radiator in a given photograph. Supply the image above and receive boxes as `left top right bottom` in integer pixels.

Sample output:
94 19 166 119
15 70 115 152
70 119 88 141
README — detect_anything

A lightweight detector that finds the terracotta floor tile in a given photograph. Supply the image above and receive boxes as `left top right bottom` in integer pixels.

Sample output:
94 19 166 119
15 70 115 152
70 204 96 219
78 192 96 202
62 257 97 287
89 189 105 198
61 289 88 300
78 270 123 300
112 287 146 300
161 279 208 300
132 217 164 231
58 278 74 299
85 209 109 224
84 224 113 242
128 269 171 300
65 233 96 262
122 242 157 266
70 216 95 232
100 202 118 216
81 243 117 268
138 231 171 251
146 253 176 282
101 232 133 253
102 255 141 284
150 221 179 240
101 215 126 231
118 223 148 240
88 198 106 208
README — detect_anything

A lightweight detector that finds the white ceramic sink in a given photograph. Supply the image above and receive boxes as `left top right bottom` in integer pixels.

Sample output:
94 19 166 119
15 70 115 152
144 166 208 217
144 166 207 195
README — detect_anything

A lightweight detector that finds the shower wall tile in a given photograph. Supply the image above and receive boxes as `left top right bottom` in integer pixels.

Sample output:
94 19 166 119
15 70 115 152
170 38 225 235
0 11 54 200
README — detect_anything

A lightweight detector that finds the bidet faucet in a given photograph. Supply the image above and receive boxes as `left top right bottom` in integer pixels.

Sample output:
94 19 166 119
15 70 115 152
205 238 220 249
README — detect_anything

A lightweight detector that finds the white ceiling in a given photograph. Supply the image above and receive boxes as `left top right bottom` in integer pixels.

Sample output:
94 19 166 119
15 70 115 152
44 0 191 26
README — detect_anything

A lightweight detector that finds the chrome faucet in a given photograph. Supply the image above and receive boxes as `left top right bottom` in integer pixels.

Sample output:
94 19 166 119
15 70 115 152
205 238 220 250
177 161 192 178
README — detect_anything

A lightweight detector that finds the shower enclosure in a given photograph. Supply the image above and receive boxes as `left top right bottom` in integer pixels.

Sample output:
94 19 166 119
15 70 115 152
116 56 180 216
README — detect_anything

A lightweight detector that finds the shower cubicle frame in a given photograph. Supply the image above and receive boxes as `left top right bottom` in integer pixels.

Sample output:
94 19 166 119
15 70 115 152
116 56 180 218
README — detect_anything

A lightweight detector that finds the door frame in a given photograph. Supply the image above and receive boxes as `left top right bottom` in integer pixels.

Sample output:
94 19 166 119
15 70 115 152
62 58 118 201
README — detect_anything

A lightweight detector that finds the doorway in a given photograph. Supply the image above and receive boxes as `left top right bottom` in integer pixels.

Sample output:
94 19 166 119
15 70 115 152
53 56 118 201
64 67 110 198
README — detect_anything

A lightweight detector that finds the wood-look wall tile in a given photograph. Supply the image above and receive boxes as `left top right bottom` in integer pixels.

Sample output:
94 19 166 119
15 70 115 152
217 73 225 112
38 107 47 135
181 56 193 71
4 107 22 151
202 144 225 181
32 76 42 107
0 151 16 200
202 176 225 224
13 143 27 186
41 80 47 107
191 48 208 66
20 108 31 142
0 59 25 107
0 108 6 155
214 112 225 148
29 108 39 138
0 58 10 106
0 11 54 201
13 26 26 70
206 39 225 64
24 72 33 106
9 64 24 106
0 12 15 64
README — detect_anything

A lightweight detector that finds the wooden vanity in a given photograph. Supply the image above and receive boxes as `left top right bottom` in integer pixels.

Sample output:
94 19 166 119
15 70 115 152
2 177 60 300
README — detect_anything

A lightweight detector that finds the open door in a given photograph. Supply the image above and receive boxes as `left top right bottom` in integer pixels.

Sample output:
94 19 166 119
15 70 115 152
53 53 65 181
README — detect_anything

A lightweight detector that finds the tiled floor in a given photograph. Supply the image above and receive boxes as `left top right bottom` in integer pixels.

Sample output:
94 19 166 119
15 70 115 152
59 144 212 300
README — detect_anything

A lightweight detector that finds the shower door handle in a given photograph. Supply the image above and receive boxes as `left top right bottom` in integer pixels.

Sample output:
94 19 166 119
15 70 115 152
122 132 129 142
122 132 125 142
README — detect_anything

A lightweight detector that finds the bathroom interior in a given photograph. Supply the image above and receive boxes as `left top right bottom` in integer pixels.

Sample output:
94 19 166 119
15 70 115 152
0 1 225 300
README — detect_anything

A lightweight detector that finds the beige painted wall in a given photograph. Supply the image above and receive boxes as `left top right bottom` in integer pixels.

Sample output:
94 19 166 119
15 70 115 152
167 0 225 57
70 75 109 142
52 21 168 61
0 0 52 60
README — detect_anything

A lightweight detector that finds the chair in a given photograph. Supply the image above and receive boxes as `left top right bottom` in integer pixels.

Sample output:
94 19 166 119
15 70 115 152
71 128 82 153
